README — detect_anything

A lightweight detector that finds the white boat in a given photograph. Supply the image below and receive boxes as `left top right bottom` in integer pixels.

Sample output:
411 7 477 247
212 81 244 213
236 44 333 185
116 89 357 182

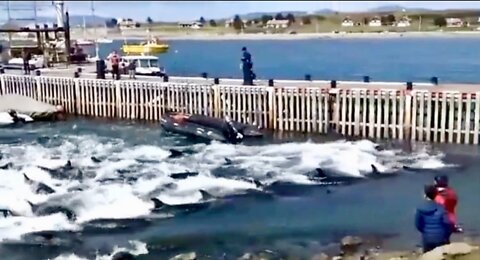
7 55 45 69
76 39 95 46
96 38 113 44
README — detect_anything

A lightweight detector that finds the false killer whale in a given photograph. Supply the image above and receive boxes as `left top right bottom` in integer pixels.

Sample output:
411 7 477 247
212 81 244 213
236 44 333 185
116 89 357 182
23 173 56 195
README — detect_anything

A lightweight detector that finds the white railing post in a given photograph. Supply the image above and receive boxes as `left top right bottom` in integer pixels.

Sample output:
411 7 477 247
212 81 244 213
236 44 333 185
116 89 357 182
0 74 5 95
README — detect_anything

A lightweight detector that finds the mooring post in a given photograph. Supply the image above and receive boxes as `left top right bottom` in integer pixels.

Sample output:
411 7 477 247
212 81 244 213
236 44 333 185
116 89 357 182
304 74 312 81
268 79 274 87
163 75 169 82
201 72 208 79
404 81 413 140
35 70 41 76
74 71 80 78
430 76 438 85
363 76 370 83
214 78 219 84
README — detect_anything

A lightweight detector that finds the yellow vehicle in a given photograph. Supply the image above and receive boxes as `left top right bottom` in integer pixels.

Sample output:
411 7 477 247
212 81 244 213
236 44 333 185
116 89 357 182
122 38 169 55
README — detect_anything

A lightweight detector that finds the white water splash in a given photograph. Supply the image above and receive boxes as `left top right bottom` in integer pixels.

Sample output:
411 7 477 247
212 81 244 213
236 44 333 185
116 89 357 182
0 132 452 242
51 240 148 260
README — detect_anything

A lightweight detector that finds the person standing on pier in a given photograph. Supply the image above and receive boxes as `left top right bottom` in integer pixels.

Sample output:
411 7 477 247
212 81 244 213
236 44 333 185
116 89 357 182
415 185 454 253
107 50 121 80
128 59 137 79
21 49 32 75
241 47 254 85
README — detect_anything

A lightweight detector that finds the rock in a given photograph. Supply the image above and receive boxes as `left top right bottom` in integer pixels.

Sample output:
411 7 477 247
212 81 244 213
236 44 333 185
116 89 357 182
310 253 329 260
420 243 479 260
341 236 363 247
111 251 135 260
332 256 343 260
239 253 253 260
170 252 197 260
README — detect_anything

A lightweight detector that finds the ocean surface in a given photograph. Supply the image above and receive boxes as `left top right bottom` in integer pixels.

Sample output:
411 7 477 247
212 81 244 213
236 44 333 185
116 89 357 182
1 38 480 259
90 37 480 83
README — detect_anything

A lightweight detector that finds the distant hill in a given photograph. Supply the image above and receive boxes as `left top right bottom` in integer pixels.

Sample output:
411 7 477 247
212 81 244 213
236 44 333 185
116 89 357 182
367 5 432 13
313 9 337 15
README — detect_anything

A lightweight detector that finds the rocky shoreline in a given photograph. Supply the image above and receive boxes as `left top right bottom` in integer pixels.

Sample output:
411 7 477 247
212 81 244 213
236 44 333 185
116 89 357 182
164 235 480 260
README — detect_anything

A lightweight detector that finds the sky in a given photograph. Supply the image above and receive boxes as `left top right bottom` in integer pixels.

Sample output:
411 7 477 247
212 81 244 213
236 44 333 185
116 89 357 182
1 1 479 22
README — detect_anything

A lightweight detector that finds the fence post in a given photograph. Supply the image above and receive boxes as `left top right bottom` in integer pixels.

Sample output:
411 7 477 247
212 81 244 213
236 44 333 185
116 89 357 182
35 76 42 102
74 78 81 115
0 75 5 95
115 80 122 118
212 84 220 118
404 88 413 140
268 86 276 129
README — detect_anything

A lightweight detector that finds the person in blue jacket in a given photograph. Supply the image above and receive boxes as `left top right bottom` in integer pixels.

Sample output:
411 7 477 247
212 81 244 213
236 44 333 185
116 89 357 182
241 47 254 85
415 184 454 253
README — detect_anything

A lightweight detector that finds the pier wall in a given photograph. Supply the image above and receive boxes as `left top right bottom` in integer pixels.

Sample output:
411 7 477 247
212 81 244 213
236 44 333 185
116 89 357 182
1 74 479 145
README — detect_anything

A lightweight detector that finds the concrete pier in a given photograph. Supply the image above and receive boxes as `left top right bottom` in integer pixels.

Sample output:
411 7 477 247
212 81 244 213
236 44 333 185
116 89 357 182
0 71 479 145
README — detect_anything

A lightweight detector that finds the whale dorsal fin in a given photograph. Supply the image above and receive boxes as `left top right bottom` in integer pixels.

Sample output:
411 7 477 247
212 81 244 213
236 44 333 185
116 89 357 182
199 189 215 201
314 168 327 178
371 164 380 175
151 198 165 209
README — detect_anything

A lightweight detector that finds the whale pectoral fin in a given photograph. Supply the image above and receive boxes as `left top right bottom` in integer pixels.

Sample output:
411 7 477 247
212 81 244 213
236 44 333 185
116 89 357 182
199 189 215 201
168 149 184 158
151 198 165 209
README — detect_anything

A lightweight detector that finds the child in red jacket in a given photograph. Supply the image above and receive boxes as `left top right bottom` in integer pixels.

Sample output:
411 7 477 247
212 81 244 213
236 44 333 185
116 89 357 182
434 175 463 233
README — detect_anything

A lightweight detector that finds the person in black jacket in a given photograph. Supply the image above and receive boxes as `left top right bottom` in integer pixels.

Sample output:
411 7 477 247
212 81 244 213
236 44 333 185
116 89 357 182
415 185 454 253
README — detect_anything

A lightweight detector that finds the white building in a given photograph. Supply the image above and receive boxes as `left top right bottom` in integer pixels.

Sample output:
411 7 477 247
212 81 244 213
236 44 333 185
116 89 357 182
224 18 248 28
178 21 203 29
117 18 136 29
396 17 411 27
341 17 354 27
265 19 290 29
446 18 463 27
369 17 382 27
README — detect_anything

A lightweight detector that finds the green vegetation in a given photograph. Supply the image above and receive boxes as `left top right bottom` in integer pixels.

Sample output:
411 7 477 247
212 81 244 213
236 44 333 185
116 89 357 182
123 9 480 34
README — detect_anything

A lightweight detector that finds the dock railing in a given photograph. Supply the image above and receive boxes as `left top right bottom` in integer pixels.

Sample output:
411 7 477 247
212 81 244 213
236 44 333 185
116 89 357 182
1 74 479 145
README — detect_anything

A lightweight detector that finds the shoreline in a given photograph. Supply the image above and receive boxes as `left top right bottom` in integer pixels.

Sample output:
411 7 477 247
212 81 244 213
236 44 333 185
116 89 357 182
68 30 480 41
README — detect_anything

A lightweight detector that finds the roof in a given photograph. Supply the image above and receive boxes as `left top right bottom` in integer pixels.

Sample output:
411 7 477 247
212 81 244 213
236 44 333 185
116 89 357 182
122 55 158 60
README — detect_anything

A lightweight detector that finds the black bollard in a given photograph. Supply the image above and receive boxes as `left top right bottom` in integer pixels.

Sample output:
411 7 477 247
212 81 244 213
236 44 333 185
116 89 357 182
330 80 337 88
201 72 208 78
268 79 274 87
74 71 80 78
77 67 82 73
214 78 219 84
406 81 413 91
363 76 370 83
96 60 105 79
163 75 169 82
0 67 4 74
35 70 41 76
305 74 312 81
430 76 438 85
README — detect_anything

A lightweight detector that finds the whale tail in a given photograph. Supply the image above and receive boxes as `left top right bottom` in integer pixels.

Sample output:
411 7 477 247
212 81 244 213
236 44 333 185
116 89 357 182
199 189 215 201
151 198 166 209
168 149 184 159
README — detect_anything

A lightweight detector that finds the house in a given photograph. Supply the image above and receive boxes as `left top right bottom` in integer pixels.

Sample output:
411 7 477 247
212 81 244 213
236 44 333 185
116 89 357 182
224 18 248 28
341 17 354 27
117 18 136 29
368 17 382 27
396 16 411 27
446 18 463 27
178 21 203 29
265 19 290 29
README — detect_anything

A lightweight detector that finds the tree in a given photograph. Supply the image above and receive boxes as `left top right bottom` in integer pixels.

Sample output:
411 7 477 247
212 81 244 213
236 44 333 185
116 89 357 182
301 16 311 25
146 17 153 24
386 14 396 24
433 17 447 27
275 13 284 20
363 17 370 25
209 19 217 27
199 16 206 24
105 18 118 28
261 15 273 25
233 15 243 31
286 13 295 23
380 15 389 26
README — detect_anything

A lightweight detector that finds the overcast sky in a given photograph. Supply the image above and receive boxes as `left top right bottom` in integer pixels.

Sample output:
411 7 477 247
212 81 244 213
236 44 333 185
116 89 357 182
1 1 479 22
